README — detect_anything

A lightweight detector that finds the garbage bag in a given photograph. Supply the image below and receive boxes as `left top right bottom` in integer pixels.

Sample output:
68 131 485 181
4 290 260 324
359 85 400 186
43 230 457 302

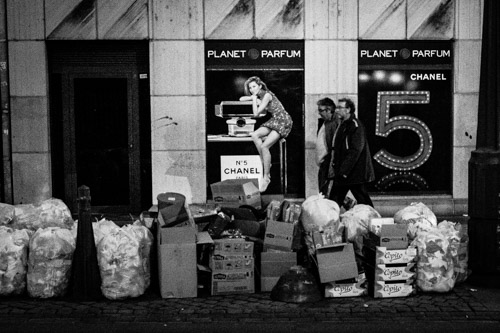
12 198 74 231
341 204 381 255
410 225 457 293
438 221 469 284
0 203 15 226
301 194 341 255
394 202 437 240
271 265 322 303
0 226 31 295
27 227 76 298
122 222 153 289
97 227 146 300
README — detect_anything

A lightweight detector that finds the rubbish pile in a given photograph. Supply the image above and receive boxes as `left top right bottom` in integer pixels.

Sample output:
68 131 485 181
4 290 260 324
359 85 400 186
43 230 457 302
0 183 470 302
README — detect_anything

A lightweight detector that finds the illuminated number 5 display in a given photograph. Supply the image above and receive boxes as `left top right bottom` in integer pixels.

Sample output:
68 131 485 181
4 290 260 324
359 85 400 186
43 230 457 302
374 91 432 171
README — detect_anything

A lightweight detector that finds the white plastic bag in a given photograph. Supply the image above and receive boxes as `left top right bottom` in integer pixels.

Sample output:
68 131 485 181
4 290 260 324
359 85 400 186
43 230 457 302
394 202 437 240
301 194 341 254
411 225 457 293
27 227 76 298
341 204 381 255
0 226 31 295
97 227 146 300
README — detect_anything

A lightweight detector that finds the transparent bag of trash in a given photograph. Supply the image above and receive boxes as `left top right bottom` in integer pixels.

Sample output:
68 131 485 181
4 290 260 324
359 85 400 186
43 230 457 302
0 203 15 226
27 227 76 298
97 227 146 300
394 202 437 240
341 204 381 255
0 226 31 295
411 224 458 293
122 222 153 289
12 198 74 231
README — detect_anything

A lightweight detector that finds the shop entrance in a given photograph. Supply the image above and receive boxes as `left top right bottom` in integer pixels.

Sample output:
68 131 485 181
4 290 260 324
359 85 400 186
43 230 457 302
48 41 151 214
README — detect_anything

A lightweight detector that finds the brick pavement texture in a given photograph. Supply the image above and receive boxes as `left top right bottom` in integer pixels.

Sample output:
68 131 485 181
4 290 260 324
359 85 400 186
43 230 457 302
1 282 499 329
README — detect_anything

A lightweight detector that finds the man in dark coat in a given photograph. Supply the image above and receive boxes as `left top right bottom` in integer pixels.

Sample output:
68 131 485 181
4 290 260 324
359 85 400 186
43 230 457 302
329 97 375 207
316 97 340 196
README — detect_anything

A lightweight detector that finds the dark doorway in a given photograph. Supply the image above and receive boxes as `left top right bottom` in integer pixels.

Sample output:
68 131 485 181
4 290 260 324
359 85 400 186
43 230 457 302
48 41 151 214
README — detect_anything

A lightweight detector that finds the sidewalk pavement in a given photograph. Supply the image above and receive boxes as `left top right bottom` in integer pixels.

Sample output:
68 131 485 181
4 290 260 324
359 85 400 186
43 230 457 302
1 279 499 333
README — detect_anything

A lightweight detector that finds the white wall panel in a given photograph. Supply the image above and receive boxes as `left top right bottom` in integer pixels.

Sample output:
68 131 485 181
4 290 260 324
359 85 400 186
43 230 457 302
151 41 205 96
456 0 483 40
152 150 207 204
152 0 203 39
453 93 478 148
454 40 481 93
8 41 47 96
12 153 51 204
11 97 49 153
151 96 206 151
305 0 358 40
6 0 44 40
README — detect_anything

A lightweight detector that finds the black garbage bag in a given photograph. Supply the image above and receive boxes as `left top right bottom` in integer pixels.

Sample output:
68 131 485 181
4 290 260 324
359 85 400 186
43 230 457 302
271 265 322 303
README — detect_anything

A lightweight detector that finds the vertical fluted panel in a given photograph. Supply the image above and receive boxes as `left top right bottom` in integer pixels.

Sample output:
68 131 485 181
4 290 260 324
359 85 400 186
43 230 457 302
97 0 148 39
255 0 304 39
305 0 358 40
205 0 254 39
359 0 406 39
407 0 454 39
45 0 97 39
152 0 203 39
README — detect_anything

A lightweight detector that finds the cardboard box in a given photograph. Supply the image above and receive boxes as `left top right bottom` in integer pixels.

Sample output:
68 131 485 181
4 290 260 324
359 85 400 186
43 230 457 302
264 220 295 251
373 280 415 298
324 273 368 298
311 230 344 249
367 224 408 250
316 243 358 283
210 254 254 271
211 270 255 295
212 238 254 256
260 251 296 292
210 179 261 209
157 224 197 298
375 263 416 281
157 210 213 299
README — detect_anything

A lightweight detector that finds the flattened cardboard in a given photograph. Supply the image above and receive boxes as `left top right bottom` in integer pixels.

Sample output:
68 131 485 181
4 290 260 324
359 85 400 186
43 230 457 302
316 243 358 283
210 179 261 209
263 220 295 251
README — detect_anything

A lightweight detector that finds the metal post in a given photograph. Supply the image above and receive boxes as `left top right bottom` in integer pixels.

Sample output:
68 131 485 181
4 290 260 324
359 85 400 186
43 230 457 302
468 0 500 287
69 185 102 300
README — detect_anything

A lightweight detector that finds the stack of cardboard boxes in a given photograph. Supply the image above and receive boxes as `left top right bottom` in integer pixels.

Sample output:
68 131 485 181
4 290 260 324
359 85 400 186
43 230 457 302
210 238 255 295
362 218 417 298
260 200 300 292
